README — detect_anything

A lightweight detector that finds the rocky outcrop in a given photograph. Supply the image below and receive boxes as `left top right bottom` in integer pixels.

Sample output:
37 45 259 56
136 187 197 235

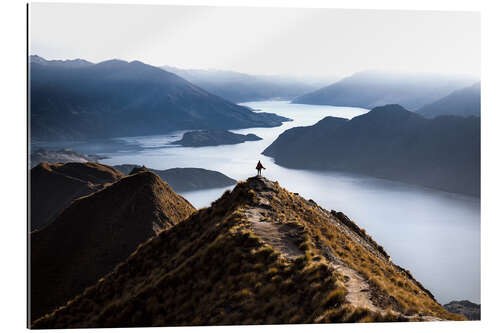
443 300 480 320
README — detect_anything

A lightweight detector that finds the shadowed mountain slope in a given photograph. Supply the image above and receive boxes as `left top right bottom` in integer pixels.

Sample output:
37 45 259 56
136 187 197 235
292 70 477 110
30 56 288 140
32 176 462 328
112 164 236 192
30 171 195 322
263 104 480 196
417 82 480 118
30 162 124 231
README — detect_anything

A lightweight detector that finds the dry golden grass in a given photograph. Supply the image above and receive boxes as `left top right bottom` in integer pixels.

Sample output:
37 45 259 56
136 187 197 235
32 177 463 328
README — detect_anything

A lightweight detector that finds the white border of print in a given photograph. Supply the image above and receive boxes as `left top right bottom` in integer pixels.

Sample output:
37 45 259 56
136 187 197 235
1 0 498 332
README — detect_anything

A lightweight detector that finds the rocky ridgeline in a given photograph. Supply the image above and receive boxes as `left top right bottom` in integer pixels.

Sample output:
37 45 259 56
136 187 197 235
32 176 463 328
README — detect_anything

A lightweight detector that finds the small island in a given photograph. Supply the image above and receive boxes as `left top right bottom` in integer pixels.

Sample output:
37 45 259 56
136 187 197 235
172 130 262 147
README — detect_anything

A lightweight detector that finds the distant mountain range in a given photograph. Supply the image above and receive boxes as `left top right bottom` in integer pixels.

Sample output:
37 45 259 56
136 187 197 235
30 170 195 322
292 70 478 110
263 104 480 196
161 65 335 103
31 176 463 328
417 82 480 118
29 56 288 141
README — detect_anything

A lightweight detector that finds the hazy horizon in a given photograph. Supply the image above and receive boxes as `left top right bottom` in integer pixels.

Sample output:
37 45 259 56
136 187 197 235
30 3 480 78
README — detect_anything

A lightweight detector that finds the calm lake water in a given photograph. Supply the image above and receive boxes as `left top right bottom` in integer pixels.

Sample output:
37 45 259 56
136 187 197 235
36 101 480 304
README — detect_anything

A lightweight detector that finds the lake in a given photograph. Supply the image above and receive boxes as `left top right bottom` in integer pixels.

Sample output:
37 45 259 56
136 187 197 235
36 101 480 305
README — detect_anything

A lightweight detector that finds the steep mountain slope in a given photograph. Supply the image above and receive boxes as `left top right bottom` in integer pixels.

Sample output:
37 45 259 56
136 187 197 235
417 82 481 118
263 104 480 196
29 56 288 140
32 176 462 328
30 162 124 231
112 164 236 192
30 171 195 322
292 70 477 110
161 65 332 103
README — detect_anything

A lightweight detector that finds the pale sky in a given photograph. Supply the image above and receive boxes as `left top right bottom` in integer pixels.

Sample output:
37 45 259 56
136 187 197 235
29 3 480 77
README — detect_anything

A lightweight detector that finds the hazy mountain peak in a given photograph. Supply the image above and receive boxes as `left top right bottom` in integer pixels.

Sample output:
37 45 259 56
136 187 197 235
364 104 419 120
160 64 330 103
370 104 410 113
417 81 481 118
292 70 478 110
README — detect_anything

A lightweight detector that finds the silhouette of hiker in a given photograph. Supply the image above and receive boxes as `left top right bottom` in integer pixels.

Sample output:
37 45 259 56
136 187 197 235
256 160 265 176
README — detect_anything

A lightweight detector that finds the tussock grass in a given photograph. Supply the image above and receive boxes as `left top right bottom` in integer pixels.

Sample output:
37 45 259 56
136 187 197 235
33 177 463 328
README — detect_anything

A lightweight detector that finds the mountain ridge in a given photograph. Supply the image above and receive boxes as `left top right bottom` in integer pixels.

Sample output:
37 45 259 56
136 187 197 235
32 176 462 328
30 171 195 322
30 56 288 140
30 162 124 231
417 82 480 118
292 70 477 110
161 65 335 103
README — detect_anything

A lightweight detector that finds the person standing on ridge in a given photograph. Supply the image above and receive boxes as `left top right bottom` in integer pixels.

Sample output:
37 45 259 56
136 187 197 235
256 160 265 176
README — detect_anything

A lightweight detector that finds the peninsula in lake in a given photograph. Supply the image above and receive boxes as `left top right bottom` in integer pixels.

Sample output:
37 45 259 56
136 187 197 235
172 130 263 147
263 104 480 196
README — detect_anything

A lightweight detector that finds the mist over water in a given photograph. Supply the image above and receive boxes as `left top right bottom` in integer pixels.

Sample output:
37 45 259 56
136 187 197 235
41 101 480 304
